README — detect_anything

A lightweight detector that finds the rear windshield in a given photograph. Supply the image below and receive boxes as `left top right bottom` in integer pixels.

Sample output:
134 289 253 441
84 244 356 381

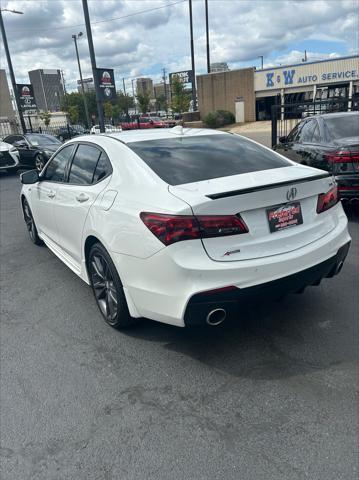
324 115 359 140
128 134 291 185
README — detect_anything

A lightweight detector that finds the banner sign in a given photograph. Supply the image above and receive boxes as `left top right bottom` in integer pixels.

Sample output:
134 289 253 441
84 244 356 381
169 70 193 85
17 84 37 113
95 68 116 101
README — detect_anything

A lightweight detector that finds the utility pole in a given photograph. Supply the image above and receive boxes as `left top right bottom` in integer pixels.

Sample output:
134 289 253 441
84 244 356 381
0 8 26 133
205 0 210 73
82 0 104 132
122 78 129 117
258 55 264 69
188 0 197 110
72 33 91 128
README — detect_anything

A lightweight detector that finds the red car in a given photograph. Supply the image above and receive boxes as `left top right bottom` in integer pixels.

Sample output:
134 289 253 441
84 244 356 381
121 117 166 130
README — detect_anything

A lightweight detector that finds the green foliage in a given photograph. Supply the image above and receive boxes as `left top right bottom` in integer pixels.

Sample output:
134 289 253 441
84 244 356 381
103 101 113 120
155 94 167 112
170 76 191 113
203 110 235 128
61 92 96 126
136 93 151 114
68 105 79 124
39 111 51 126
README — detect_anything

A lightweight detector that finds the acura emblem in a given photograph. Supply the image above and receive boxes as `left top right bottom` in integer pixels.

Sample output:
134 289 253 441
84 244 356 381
286 187 297 201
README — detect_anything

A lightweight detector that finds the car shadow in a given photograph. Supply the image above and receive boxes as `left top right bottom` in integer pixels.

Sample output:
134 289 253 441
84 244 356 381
121 288 351 381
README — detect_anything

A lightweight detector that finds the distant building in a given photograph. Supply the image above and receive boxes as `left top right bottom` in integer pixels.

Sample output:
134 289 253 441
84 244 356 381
153 82 171 103
0 69 16 121
28 69 64 112
136 77 154 98
77 77 95 93
210 62 230 73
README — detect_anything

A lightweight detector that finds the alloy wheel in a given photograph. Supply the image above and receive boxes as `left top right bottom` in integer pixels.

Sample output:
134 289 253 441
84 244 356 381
23 201 36 242
35 155 45 172
90 254 118 324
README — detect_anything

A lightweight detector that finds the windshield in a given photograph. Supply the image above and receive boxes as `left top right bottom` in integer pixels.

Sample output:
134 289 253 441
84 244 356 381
128 134 291 185
324 115 359 140
27 134 60 146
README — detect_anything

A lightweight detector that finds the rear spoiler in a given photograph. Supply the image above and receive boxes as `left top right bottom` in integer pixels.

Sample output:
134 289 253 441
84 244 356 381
206 172 331 200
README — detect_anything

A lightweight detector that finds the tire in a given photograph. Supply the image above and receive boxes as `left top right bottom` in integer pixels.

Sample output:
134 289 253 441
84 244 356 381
35 154 46 172
88 243 138 329
22 198 43 245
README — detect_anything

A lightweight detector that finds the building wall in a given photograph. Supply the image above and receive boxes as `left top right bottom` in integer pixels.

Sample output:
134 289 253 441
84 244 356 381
0 69 15 121
197 68 255 121
136 78 154 98
29 69 64 112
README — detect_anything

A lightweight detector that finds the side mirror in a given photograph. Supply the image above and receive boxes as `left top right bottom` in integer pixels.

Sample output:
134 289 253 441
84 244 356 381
279 136 287 144
21 169 39 184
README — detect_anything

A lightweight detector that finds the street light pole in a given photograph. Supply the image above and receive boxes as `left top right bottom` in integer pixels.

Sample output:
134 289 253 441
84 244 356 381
81 0 105 132
188 0 197 111
72 32 91 127
0 8 26 133
205 0 210 73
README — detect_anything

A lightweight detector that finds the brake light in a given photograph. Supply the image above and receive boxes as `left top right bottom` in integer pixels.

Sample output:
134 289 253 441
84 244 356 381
316 186 339 214
325 150 359 163
140 212 248 246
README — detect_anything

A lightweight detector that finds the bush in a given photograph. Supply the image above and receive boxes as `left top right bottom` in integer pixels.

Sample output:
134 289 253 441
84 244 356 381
203 110 235 128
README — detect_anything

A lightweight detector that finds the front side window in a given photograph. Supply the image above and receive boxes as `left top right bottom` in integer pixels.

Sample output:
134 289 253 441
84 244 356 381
42 144 75 182
27 134 60 146
128 134 291 186
68 144 101 185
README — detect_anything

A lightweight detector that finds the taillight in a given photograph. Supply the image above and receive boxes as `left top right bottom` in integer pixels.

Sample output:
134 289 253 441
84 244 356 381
325 150 359 163
316 186 339 214
140 212 248 246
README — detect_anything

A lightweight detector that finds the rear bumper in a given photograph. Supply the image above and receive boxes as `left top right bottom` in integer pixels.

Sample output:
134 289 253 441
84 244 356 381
111 206 350 327
336 175 359 199
184 241 350 326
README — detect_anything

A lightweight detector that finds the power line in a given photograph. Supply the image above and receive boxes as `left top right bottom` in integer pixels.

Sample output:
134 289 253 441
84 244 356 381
6 0 186 34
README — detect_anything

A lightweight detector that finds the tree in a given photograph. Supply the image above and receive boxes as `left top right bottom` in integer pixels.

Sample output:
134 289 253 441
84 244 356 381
60 91 97 126
39 111 51 126
170 76 191 113
68 105 79 124
103 101 113 121
155 94 167 112
136 93 151 114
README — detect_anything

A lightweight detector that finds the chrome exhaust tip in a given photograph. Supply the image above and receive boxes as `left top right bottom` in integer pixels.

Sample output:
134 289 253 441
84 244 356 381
206 308 227 326
335 260 344 275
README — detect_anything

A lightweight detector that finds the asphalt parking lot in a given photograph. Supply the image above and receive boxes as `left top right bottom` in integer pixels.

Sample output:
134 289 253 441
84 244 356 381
1 172 358 480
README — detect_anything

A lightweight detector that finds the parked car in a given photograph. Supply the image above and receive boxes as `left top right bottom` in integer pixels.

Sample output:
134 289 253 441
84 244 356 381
0 140 20 173
57 125 89 141
121 117 166 130
20 129 350 330
274 112 359 202
3 133 61 171
90 124 122 134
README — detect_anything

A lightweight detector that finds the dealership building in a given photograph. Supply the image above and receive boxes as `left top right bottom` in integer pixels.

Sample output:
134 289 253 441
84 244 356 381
197 55 359 122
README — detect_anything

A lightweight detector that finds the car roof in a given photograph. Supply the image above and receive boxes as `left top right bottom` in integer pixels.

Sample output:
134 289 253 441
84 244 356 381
314 111 359 120
105 127 226 144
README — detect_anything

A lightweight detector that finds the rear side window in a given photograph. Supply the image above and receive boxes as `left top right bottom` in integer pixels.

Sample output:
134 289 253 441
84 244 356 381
127 134 291 185
68 144 101 185
43 144 74 182
93 152 112 183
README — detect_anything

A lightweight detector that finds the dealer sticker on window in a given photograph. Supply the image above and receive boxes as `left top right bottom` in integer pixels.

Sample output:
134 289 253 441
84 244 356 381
267 202 303 233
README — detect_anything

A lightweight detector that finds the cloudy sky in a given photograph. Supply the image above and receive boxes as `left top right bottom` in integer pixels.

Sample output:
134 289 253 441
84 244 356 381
1 0 358 93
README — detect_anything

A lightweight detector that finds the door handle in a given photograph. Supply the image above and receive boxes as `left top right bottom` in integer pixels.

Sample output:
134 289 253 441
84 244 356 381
76 193 90 203
47 190 56 199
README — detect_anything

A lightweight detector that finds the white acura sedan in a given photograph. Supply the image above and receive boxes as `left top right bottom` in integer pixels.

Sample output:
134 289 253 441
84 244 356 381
20 128 351 328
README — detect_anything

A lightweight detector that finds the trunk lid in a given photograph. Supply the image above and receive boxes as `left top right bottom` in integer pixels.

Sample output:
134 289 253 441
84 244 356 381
169 165 337 262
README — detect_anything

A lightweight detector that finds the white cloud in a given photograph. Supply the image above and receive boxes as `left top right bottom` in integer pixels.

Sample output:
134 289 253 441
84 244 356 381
0 0 357 93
